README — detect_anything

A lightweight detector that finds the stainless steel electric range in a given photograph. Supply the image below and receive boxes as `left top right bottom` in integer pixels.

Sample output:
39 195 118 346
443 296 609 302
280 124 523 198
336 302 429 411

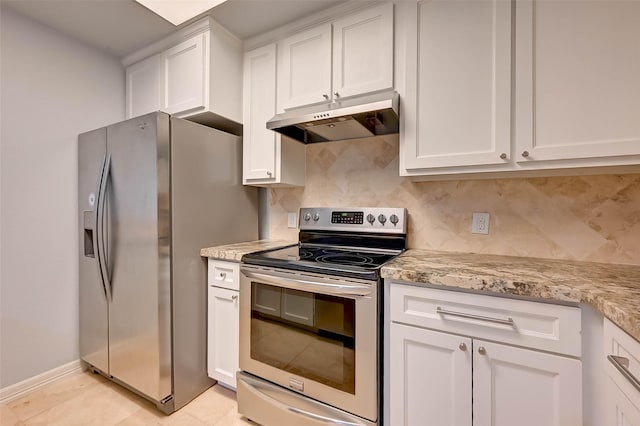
237 207 407 426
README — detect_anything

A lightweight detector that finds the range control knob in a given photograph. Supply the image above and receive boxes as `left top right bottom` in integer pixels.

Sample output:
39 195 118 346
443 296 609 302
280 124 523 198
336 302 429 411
303 212 311 222
366 213 376 225
313 212 320 222
389 214 399 226
378 214 387 225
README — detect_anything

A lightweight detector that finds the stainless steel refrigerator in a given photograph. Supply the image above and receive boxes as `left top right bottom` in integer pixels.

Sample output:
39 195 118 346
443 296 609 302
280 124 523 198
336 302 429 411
78 112 258 413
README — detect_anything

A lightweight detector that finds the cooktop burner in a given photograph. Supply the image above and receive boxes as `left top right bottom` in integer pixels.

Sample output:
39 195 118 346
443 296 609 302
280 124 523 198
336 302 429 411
242 244 401 280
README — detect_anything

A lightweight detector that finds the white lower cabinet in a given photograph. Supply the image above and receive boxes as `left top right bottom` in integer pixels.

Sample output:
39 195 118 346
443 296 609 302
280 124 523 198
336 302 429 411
388 282 583 425
473 339 582 426
389 323 472 425
207 259 240 389
207 286 239 388
603 319 640 425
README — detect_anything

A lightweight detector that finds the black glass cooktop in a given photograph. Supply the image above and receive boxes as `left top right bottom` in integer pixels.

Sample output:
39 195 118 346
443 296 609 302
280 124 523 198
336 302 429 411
242 243 402 280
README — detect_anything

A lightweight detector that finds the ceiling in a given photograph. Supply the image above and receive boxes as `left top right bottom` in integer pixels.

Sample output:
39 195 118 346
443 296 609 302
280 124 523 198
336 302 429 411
2 0 344 58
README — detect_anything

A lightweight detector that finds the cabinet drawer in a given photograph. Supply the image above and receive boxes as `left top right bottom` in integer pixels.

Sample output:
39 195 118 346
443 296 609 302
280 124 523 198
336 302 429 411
604 318 640 409
208 259 240 291
389 283 582 357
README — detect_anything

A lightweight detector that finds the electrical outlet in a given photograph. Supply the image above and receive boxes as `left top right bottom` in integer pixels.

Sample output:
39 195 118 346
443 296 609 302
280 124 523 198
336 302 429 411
287 212 298 228
472 212 490 234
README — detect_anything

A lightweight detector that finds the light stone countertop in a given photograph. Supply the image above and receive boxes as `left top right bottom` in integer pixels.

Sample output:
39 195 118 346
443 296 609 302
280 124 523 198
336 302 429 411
200 240 296 262
382 249 640 342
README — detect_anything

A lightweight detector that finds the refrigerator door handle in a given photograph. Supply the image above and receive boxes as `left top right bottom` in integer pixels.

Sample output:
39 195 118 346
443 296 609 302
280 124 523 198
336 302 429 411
92 154 108 299
96 153 112 302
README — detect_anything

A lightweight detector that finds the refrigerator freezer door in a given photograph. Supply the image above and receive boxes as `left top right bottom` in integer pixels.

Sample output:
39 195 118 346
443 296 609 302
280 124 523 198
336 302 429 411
105 112 172 403
78 128 109 373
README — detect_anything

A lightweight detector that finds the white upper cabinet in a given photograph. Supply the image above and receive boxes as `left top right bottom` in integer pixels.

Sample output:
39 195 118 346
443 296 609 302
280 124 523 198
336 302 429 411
278 24 332 111
399 0 640 179
401 0 512 172
515 0 640 164
332 2 394 101
278 2 394 110
126 53 162 119
243 44 278 182
243 44 306 187
161 33 206 115
123 18 242 129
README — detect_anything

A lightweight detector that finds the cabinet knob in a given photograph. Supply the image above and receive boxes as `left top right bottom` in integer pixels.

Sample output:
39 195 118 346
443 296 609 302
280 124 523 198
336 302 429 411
323 94 329 100
459 343 467 351
266 171 273 177
521 151 530 158
478 346 487 355
219 272 226 279
334 92 340 98
232 294 238 301
500 153 507 160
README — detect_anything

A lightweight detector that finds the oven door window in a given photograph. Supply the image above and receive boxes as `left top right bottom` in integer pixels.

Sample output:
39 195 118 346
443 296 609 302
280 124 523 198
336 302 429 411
250 282 356 394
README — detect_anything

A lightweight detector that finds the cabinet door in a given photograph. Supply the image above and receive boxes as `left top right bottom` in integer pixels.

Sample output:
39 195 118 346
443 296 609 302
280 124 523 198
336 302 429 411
125 54 161 119
161 32 207 115
243 44 278 182
207 287 240 388
332 3 394 100
605 377 640 426
279 24 332 110
473 339 582 426
404 0 511 170
389 323 472 426
515 0 640 163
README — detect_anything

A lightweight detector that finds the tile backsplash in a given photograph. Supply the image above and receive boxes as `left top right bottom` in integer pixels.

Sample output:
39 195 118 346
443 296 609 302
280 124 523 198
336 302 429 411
268 136 640 266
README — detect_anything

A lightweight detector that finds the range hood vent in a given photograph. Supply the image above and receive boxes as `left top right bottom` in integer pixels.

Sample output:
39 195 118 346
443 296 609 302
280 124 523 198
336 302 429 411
266 91 399 144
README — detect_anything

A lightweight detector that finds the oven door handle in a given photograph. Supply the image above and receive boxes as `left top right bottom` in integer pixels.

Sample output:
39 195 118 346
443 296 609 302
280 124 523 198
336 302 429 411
242 269 373 297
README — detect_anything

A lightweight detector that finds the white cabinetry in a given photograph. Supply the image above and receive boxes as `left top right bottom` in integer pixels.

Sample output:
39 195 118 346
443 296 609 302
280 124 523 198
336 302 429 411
126 54 161 119
515 0 640 165
398 0 640 179
161 33 206 115
401 0 511 172
207 259 240 389
389 323 472 425
473 339 582 426
123 18 243 133
278 25 332 110
278 2 393 110
388 283 583 426
603 319 640 425
242 44 305 187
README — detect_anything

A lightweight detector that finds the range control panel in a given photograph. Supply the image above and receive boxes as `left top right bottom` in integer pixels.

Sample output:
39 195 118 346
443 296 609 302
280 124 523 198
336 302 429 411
331 211 364 224
299 207 407 234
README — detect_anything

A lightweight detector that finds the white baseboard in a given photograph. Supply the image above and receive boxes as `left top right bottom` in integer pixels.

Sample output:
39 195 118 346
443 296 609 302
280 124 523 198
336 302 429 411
0 359 84 404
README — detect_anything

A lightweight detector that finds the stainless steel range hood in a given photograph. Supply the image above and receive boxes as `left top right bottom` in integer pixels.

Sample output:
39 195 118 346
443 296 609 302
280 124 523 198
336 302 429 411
266 91 399 144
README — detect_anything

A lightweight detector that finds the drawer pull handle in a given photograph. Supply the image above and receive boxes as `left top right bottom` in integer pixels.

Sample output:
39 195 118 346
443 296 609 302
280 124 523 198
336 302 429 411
436 306 515 326
608 355 640 392
219 272 227 280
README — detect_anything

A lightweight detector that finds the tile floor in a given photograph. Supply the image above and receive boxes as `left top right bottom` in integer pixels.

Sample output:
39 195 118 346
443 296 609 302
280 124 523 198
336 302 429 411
0 371 252 425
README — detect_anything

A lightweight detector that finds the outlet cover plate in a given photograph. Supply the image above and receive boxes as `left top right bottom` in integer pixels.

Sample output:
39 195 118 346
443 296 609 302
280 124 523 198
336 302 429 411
472 212 490 234
287 212 297 228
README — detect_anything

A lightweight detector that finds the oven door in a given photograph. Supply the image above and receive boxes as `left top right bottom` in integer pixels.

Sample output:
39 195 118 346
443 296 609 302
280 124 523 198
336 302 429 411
239 265 378 423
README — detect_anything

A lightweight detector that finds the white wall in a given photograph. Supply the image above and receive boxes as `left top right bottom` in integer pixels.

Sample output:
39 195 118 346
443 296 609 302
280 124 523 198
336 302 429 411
0 6 125 388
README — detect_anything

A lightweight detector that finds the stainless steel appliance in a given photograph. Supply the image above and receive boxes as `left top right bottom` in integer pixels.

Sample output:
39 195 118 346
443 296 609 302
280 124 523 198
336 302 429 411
267 91 399 144
78 112 258 413
237 207 407 426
